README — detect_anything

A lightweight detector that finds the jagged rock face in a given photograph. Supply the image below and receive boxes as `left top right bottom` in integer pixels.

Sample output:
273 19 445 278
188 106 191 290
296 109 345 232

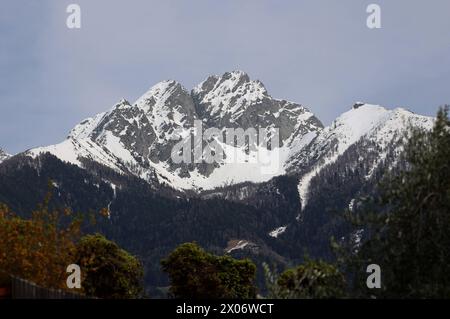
27 72 435 195
192 71 321 144
135 80 198 139
0 148 10 163
25 73 435 194
28 71 324 190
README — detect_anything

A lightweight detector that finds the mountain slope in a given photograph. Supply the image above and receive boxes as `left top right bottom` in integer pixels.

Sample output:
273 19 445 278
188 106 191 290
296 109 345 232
285 103 434 210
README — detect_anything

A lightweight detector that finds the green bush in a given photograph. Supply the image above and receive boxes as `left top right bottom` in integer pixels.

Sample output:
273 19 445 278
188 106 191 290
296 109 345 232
76 234 144 298
265 260 346 299
161 242 256 298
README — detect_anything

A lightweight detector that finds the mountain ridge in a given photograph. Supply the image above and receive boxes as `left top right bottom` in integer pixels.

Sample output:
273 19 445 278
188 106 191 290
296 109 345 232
16 72 434 194
26 71 324 191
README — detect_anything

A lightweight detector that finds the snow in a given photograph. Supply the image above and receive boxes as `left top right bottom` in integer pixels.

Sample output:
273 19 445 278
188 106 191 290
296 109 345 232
24 71 325 192
269 226 287 238
144 117 314 190
296 104 434 211
106 181 117 198
27 138 125 173
298 150 342 211
28 139 82 166
193 71 268 118
286 131 318 160
69 112 107 139
100 131 135 164
135 80 178 112
134 80 193 142
102 182 118 220
24 77 434 195
226 240 249 253
328 104 391 153
0 148 11 163
150 144 288 191
348 198 355 212
296 103 382 209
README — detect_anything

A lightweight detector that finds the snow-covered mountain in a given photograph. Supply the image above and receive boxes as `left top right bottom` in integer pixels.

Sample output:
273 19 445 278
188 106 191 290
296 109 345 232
24 71 434 194
0 148 10 163
28 71 323 190
0 73 438 292
285 103 434 209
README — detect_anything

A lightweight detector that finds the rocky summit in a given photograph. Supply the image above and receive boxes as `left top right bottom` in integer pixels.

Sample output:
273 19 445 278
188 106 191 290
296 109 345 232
27 71 324 190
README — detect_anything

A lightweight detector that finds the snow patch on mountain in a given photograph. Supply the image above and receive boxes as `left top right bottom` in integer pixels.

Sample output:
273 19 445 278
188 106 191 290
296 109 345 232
269 226 287 238
69 112 107 139
226 240 249 253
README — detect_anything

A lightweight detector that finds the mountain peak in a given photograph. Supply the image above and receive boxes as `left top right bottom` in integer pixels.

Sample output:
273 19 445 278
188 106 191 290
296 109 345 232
192 71 269 121
222 70 250 81
136 79 181 101
114 98 131 109
134 79 192 113
337 104 389 130
193 70 266 94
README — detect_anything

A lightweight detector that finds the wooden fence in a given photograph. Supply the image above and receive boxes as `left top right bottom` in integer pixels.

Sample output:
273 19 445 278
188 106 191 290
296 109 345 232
1 275 88 299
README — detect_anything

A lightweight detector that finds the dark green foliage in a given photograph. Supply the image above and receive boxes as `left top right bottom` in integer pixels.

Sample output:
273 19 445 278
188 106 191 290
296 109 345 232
161 242 256 299
265 260 346 299
2 107 446 298
0 154 298 293
351 106 450 298
76 234 144 298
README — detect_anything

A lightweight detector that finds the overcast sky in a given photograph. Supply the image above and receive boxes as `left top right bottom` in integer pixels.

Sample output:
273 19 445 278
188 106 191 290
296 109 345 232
1 0 449 154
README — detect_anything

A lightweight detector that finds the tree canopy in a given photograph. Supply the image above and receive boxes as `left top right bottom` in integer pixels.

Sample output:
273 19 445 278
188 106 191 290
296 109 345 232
75 233 144 298
161 242 256 299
